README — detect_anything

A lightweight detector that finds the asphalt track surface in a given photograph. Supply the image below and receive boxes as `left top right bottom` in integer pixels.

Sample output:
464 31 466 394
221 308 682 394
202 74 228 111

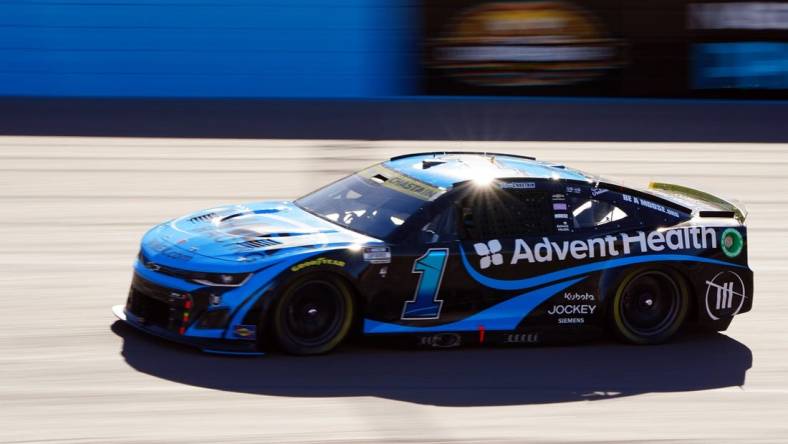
1 137 787 443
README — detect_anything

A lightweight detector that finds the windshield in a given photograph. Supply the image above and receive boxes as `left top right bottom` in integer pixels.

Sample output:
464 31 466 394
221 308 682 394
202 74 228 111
295 165 445 239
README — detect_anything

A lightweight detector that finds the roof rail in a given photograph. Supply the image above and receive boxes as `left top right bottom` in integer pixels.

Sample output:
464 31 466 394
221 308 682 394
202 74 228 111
389 151 536 161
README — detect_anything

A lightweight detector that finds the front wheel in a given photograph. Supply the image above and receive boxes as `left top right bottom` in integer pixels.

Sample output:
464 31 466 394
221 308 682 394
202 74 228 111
272 274 354 355
611 270 689 345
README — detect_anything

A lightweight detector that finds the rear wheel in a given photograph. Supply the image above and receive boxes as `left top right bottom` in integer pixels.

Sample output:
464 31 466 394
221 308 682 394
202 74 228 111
611 270 688 344
272 274 354 355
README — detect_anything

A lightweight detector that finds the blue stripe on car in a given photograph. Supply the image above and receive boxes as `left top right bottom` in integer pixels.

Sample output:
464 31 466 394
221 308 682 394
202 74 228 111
459 247 743 291
364 277 586 333
220 251 326 338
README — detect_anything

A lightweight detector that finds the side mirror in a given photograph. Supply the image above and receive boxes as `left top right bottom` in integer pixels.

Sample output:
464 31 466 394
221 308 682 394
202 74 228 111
421 229 439 244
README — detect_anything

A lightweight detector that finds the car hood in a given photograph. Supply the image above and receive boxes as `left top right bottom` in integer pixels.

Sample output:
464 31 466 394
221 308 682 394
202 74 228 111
141 200 379 269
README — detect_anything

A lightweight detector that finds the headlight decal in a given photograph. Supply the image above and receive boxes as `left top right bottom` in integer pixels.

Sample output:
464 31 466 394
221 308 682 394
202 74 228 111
190 272 252 287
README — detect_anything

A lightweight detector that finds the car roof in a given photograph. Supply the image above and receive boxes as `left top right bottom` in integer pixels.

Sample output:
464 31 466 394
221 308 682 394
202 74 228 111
383 152 593 188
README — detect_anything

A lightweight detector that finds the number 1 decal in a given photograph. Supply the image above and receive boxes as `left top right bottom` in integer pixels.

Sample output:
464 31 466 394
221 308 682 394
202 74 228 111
401 248 449 320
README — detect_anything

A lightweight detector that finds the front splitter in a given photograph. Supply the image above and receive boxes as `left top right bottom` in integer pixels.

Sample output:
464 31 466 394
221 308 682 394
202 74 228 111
111 305 264 357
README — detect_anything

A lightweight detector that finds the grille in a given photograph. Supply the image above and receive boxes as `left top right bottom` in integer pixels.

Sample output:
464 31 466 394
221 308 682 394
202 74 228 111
126 274 209 333
140 254 199 281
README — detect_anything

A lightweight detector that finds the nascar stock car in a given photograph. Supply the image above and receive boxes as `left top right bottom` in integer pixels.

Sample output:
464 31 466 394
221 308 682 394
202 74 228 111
113 152 753 356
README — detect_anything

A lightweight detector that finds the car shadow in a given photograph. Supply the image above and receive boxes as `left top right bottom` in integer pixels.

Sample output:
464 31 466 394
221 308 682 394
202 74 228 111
111 321 751 407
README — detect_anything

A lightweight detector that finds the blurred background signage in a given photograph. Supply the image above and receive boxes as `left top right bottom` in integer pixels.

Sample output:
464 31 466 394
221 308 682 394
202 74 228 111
688 2 788 30
690 2 788 91
1 0 787 99
427 2 624 88
422 0 788 98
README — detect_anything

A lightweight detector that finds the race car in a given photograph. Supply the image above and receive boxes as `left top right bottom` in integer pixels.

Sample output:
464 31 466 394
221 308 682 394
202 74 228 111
113 152 753 356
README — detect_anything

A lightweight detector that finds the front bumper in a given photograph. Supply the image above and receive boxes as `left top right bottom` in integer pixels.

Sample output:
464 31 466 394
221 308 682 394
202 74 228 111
118 245 324 355
115 269 265 356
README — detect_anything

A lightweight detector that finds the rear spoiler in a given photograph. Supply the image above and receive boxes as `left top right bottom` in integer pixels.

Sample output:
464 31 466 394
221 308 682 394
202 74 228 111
648 182 747 222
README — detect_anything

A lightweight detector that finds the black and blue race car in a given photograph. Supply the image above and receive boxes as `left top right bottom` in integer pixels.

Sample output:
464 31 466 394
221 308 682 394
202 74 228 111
113 152 753 355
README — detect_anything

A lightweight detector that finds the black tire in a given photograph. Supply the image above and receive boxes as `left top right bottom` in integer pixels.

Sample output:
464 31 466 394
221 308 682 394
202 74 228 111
611 269 689 345
272 274 354 355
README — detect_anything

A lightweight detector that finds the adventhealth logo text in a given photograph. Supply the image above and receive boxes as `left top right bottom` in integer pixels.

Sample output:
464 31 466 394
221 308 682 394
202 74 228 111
478 227 720 266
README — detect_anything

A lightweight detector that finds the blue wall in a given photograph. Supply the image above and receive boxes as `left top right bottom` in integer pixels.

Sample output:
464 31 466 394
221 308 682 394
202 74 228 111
0 0 417 97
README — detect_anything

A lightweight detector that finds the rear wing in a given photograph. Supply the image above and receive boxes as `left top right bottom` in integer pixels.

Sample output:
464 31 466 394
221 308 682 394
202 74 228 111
648 182 747 222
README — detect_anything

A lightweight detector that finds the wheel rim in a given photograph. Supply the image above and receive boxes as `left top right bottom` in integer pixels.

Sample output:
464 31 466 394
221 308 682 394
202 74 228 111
283 280 346 347
620 271 681 337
